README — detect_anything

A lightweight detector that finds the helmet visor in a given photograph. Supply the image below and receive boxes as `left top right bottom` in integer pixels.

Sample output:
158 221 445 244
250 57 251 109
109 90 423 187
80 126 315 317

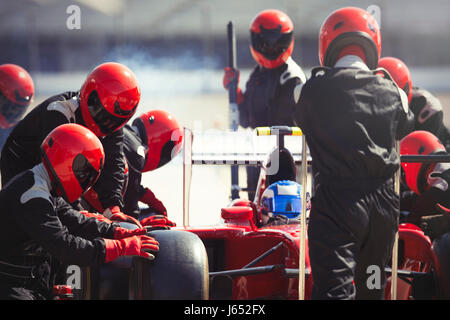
0 91 29 126
87 91 129 135
251 29 293 60
72 153 103 191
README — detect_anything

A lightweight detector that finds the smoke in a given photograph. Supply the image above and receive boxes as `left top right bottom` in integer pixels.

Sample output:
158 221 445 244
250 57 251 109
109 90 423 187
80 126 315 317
104 44 224 98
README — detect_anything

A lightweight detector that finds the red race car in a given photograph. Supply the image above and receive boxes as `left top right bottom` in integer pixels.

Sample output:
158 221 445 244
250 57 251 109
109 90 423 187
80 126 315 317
64 126 450 300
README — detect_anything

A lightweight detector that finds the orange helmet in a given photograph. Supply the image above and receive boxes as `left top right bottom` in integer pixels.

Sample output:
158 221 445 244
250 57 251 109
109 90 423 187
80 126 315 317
378 57 413 103
319 7 381 69
41 124 105 203
400 130 446 194
0 64 34 128
132 110 183 172
250 9 294 69
79 62 140 137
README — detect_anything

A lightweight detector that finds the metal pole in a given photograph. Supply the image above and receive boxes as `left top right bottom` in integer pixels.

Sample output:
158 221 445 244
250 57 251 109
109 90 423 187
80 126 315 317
299 133 308 300
391 140 400 300
183 128 193 228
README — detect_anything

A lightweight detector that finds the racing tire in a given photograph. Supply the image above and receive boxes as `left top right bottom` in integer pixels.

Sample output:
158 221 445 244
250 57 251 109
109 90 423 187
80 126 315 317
129 229 209 300
432 232 450 298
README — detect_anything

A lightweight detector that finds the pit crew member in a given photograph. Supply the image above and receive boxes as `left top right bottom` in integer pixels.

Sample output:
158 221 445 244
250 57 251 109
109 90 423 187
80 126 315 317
0 62 140 224
0 64 34 153
81 109 182 228
0 124 158 300
400 130 450 240
293 7 414 299
222 9 307 199
378 56 450 150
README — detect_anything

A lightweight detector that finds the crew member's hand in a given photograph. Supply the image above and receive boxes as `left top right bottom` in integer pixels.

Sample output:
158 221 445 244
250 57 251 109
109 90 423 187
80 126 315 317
113 226 147 240
140 214 176 228
103 235 159 262
79 210 113 224
139 188 167 216
223 66 240 90
103 206 143 228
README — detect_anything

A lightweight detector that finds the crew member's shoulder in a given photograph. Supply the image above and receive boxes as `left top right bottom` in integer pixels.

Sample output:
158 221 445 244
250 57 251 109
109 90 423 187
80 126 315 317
280 57 307 85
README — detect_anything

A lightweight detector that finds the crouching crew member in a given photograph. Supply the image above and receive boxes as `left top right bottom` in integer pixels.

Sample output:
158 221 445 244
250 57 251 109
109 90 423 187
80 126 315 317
400 130 450 239
0 62 140 224
293 7 414 299
0 124 158 300
82 109 182 228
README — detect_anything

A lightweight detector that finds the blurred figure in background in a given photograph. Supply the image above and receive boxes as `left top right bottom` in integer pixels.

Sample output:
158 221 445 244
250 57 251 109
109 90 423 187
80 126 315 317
222 9 306 200
0 64 34 154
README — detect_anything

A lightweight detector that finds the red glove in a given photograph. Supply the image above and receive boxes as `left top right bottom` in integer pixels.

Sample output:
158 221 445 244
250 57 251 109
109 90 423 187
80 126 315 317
113 226 147 239
79 210 113 224
103 206 143 228
140 215 176 228
223 67 240 90
139 188 167 216
103 235 159 263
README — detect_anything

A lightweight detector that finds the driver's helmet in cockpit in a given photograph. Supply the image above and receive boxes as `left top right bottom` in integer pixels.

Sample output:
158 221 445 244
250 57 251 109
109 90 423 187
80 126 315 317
260 180 310 225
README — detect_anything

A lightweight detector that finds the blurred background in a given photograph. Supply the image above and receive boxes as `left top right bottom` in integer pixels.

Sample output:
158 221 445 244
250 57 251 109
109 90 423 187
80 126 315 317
1 0 449 225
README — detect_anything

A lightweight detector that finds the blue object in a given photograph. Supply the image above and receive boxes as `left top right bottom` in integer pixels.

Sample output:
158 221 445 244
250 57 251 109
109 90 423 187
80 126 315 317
261 180 305 219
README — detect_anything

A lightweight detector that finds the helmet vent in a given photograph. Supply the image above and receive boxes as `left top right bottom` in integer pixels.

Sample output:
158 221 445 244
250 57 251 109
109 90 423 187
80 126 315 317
334 21 344 30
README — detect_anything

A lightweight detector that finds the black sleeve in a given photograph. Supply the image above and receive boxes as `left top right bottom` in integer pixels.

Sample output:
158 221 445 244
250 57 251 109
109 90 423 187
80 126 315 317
122 168 144 218
55 197 116 240
14 197 107 266
396 107 415 140
92 128 126 210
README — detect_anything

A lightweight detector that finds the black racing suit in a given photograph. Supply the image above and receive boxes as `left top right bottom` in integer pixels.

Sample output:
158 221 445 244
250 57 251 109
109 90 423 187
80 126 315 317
238 57 306 198
0 164 116 300
0 91 126 210
294 65 414 299
410 86 450 149
122 124 147 218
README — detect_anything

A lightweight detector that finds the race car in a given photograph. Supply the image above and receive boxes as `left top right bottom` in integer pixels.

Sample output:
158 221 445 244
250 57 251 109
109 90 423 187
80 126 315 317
65 126 450 300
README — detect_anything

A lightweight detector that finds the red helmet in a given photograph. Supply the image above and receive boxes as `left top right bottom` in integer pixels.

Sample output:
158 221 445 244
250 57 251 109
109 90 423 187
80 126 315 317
0 64 34 129
319 7 381 69
250 9 294 69
41 123 105 204
400 130 446 194
132 110 183 172
378 57 413 103
79 62 140 137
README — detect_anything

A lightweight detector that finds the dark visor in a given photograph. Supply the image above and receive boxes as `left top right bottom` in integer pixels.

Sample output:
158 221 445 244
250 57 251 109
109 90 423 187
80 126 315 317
72 153 102 191
87 90 129 135
251 26 293 60
0 91 30 125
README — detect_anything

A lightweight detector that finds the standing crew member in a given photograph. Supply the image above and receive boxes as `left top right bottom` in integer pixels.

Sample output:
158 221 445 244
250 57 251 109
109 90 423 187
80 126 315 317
223 9 307 199
82 109 182 227
293 7 414 299
0 64 34 153
0 124 158 300
0 62 139 223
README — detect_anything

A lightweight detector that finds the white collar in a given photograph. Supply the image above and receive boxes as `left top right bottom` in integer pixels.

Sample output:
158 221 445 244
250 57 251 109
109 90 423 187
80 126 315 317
32 163 52 192
334 55 370 71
